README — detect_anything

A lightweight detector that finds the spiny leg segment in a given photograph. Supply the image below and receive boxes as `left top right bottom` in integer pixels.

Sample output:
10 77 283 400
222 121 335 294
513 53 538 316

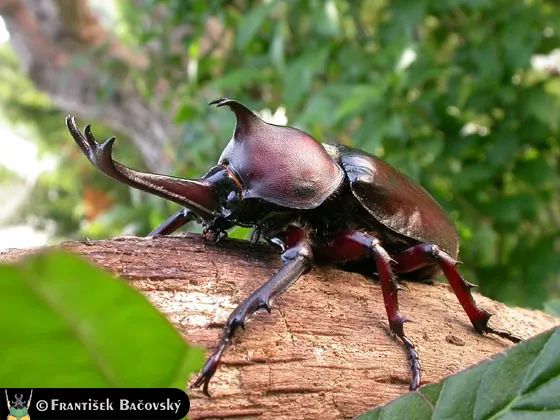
314 231 421 390
394 243 520 343
370 237 421 390
191 230 313 396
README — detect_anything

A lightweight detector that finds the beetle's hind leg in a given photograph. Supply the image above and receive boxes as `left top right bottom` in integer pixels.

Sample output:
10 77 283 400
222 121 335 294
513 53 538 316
191 230 313 396
148 208 195 237
394 244 521 343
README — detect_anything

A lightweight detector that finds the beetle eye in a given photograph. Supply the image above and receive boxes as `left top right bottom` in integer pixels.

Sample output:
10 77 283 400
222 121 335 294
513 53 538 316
227 191 239 203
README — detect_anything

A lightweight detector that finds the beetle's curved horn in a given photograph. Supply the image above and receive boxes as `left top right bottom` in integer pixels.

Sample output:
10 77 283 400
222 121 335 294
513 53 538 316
209 97 264 137
66 116 217 218
5 390 10 409
211 97 345 209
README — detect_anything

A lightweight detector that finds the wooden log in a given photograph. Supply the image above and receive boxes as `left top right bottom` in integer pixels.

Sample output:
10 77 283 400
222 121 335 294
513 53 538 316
2 235 558 419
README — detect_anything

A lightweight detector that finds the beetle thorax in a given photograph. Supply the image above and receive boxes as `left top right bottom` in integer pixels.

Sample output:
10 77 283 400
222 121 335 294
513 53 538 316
216 99 344 210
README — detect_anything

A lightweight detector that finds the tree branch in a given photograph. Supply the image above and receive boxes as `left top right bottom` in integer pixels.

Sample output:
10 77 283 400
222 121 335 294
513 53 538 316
1 235 558 419
0 0 178 171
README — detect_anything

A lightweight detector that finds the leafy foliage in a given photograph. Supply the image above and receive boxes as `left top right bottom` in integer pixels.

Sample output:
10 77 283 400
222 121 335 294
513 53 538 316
0 250 204 386
2 0 559 308
358 327 560 419
544 299 560 317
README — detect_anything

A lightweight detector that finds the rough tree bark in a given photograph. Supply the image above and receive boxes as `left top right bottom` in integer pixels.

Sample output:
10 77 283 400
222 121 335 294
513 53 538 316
1 235 558 419
0 0 178 171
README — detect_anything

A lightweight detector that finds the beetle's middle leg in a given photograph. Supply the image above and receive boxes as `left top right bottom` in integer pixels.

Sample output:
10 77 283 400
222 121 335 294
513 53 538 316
315 231 421 391
394 243 521 343
191 228 313 396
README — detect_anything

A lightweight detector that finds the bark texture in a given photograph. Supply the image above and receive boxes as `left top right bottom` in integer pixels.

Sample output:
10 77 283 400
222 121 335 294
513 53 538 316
0 0 178 171
1 235 558 419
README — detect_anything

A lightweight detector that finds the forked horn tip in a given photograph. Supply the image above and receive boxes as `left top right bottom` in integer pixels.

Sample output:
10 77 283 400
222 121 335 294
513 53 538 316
99 136 116 153
209 97 235 107
65 115 77 129
209 97 258 126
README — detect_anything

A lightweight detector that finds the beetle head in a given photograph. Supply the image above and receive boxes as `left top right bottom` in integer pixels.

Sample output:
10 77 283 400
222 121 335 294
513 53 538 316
211 98 344 209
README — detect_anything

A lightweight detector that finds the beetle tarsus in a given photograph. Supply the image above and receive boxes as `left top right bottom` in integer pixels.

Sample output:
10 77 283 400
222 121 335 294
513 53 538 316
387 313 420 389
402 335 421 391
484 327 522 343
191 342 227 397
473 315 522 343
191 232 313 395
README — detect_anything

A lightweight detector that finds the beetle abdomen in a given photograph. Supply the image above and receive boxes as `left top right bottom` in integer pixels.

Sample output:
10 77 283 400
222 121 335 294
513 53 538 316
335 145 459 257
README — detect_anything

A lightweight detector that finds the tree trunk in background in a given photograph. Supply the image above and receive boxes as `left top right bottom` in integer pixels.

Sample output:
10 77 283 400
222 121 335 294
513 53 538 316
0 0 178 171
2 235 558 419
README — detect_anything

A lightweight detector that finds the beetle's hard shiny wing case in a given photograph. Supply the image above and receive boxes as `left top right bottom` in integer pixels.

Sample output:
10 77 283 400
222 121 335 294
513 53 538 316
212 98 344 209
336 145 460 257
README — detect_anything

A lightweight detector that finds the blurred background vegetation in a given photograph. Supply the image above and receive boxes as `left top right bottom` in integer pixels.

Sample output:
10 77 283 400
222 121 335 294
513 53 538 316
0 0 559 310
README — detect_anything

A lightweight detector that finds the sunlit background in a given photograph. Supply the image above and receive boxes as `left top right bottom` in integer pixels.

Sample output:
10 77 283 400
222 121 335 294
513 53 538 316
0 0 559 311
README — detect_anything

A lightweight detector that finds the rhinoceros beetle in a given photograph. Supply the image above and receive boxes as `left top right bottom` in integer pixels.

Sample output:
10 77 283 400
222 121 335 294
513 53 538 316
66 98 520 395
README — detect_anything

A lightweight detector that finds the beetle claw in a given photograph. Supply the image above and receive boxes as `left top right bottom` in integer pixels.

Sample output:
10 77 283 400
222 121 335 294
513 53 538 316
481 323 522 344
471 311 521 343
191 345 225 397
191 374 212 397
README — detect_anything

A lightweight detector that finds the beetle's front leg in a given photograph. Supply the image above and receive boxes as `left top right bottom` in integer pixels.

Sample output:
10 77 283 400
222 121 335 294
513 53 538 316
394 244 521 343
191 228 313 396
148 208 196 237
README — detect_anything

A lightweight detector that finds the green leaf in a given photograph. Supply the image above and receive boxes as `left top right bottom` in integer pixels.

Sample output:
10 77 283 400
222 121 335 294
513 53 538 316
525 90 560 131
334 84 384 122
236 1 277 49
173 101 198 124
283 47 329 108
0 250 204 387
544 299 560 317
357 328 560 420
